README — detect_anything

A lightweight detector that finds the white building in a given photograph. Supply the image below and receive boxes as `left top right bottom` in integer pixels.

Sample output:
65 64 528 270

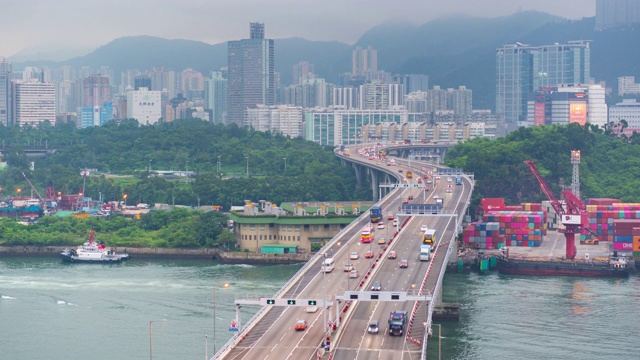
618 76 640 96
12 80 56 127
609 99 640 134
525 84 607 127
126 87 161 124
359 82 404 110
245 105 304 138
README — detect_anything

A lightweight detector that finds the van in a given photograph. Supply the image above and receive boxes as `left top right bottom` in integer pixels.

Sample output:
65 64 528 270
321 257 335 273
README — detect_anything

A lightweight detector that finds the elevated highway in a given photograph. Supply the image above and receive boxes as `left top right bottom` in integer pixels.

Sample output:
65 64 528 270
215 143 473 360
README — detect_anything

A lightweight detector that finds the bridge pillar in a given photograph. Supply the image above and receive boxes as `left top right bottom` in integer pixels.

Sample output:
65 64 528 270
370 170 379 201
441 148 446 164
352 163 363 190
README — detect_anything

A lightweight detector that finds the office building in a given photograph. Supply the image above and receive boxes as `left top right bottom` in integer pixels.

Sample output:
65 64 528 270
127 87 162 124
596 0 640 30
496 41 590 124
293 61 315 85
609 99 640 134
81 75 111 107
205 71 227 124
134 75 151 91
12 80 56 127
359 82 404 110
526 84 607 127
0 58 11 126
352 46 377 77
227 22 275 125
76 103 114 128
618 76 640 96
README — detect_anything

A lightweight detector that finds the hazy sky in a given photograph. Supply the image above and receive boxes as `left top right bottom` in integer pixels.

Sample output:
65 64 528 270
1 0 595 59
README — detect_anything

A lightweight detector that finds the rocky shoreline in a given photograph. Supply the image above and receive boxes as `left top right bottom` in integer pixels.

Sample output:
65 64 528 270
0 245 312 264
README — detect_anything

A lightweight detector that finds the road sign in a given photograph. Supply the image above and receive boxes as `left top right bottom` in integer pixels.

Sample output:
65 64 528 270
266 299 275 305
230 320 237 328
287 300 296 305
308 300 317 305
229 327 239 332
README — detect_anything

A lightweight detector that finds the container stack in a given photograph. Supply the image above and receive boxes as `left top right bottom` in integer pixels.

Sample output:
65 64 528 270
612 219 640 252
583 203 640 242
634 228 640 258
463 211 546 249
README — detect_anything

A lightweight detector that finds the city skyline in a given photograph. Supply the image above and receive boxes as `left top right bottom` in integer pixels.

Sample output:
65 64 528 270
1 0 595 61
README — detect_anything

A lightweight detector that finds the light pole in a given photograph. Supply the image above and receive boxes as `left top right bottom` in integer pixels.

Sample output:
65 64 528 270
186 161 189 184
434 323 442 360
217 155 221 173
245 156 249 178
148 159 152 175
123 194 128 207
283 157 287 173
149 319 167 360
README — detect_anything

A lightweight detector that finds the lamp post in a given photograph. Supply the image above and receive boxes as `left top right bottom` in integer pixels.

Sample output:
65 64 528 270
123 194 128 207
149 319 167 360
245 157 249 178
217 155 221 173
186 161 189 184
434 323 442 360
148 159 152 174
283 157 287 173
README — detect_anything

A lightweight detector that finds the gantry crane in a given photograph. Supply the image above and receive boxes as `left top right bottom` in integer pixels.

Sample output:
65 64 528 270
524 160 586 259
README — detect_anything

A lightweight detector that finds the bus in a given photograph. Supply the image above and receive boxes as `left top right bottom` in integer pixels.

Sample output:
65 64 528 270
321 257 335 273
455 177 462 185
370 205 382 223
361 224 374 243
423 229 436 249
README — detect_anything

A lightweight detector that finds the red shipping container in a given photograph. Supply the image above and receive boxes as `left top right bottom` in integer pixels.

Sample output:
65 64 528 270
633 227 640 236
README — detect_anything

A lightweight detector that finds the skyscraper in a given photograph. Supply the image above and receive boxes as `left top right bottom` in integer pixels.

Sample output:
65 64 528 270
227 22 275 125
496 41 590 124
81 74 111 107
12 80 56 127
352 46 377 77
134 75 151 91
596 0 640 30
0 58 12 126
205 71 228 124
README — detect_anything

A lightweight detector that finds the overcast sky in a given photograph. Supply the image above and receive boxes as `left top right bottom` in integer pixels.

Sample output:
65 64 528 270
1 0 595 60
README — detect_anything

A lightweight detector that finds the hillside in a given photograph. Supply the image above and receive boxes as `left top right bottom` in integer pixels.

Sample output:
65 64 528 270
13 12 640 110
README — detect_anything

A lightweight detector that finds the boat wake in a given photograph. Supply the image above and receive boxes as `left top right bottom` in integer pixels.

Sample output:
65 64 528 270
2 295 16 300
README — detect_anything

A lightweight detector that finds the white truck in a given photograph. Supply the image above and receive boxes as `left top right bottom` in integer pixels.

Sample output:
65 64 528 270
419 244 431 261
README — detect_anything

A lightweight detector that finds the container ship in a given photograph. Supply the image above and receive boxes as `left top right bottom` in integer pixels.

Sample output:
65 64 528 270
0 199 42 218
496 254 630 278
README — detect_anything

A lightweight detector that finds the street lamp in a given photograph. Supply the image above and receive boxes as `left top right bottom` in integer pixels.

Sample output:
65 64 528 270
283 157 287 173
245 156 249 178
149 319 167 360
213 282 230 357
217 155 221 173
123 194 128 207
186 161 189 184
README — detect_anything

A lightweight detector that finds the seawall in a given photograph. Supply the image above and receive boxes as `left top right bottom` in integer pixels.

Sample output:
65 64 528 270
0 245 312 263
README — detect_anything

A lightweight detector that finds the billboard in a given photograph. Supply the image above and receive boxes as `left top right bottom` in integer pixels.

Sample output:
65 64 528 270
569 102 587 125
534 103 545 126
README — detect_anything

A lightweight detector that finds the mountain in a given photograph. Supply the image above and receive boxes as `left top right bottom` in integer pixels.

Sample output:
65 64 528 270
13 12 640 110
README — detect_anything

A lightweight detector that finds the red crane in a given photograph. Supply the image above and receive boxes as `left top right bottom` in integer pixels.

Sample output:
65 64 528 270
524 160 586 259
21 172 47 214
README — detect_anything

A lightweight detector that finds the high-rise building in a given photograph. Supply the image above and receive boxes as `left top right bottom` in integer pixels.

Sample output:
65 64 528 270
81 75 111 107
0 58 12 126
496 41 590 124
448 86 473 117
596 0 640 30
205 71 227 124
245 105 304 138
76 103 114 128
526 84 607 127
12 80 56 127
293 61 315 85
134 75 151 91
352 46 377 76
127 87 162 125
227 22 275 125
609 99 640 134
359 82 403 110
618 76 640 96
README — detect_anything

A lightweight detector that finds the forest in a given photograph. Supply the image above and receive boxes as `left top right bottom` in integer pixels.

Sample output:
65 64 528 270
444 122 640 208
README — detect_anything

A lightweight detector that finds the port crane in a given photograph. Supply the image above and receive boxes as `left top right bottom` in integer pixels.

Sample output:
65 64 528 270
524 160 587 259
21 172 48 214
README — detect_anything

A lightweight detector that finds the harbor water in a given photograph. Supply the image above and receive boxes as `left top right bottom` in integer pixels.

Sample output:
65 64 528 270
2 257 639 359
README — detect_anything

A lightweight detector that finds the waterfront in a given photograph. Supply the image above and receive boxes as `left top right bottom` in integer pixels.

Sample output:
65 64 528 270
2 257 639 360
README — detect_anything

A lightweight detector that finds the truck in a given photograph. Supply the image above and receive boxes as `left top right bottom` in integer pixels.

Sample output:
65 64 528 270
388 311 407 336
406 171 413 179
419 244 432 261
434 196 444 208
423 229 436 247
456 177 462 185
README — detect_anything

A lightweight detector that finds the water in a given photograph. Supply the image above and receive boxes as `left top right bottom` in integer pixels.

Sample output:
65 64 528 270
2 257 639 360
430 272 640 360
0 257 301 360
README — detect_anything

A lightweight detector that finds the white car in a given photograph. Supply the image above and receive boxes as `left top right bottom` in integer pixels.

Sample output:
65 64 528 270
392 219 399 226
350 252 359 260
447 177 452 182
446 189 453 193
377 223 385 229
305 306 318 313
420 224 428 232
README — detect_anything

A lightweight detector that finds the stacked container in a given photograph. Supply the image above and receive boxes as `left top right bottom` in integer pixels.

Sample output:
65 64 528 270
463 211 546 249
634 227 640 258
583 203 640 242
612 219 640 251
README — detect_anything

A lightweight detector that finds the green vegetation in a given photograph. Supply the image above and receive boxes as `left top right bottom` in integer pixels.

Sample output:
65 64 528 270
445 123 640 208
0 119 370 208
0 208 234 248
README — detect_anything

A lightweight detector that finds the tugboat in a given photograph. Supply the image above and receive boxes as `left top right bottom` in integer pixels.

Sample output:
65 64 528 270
60 229 129 263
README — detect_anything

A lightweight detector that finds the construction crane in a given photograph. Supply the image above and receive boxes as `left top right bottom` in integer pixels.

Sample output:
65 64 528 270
21 172 47 214
524 160 586 259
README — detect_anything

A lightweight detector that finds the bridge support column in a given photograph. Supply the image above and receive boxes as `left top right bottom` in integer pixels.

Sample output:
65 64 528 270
441 148 446 164
352 163 363 190
370 170 379 201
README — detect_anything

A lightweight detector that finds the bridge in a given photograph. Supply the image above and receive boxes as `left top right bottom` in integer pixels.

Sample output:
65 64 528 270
214 143 473 359
0 145 63 158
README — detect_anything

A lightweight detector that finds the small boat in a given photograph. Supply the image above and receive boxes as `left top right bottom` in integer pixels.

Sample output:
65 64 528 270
60 229 129 263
